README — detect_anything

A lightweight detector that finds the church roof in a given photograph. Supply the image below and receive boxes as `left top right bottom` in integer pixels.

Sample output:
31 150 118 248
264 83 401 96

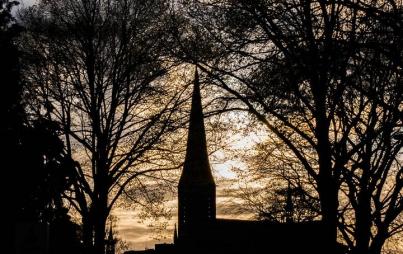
179 68 215 187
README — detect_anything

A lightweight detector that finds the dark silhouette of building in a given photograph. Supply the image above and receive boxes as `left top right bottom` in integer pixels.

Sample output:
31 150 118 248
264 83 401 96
177 68 216 249
126 68 330 254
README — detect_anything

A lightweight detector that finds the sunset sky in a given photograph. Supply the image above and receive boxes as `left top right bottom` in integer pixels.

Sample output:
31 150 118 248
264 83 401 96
16 1 258 246
16 1 249 248
113 128 262 250
12 1 403 253
113 179 252 250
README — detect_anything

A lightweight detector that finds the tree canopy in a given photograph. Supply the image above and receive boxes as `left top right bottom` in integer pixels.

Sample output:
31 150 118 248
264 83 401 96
21 0 187 253
173 1 403 253
6 0 403 253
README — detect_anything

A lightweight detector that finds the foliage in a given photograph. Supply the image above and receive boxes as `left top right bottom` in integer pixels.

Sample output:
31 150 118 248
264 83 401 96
21 1 187 253
1 1 79 253
175 1 403 253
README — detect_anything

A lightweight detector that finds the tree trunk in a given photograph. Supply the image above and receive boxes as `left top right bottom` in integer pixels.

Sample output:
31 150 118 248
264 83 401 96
317 176 339 252
82 214 94 254
94 215 106 254
314 80 339 252
369 228 387 254
93 189 108 254
353 183 372 254
353 206 372 254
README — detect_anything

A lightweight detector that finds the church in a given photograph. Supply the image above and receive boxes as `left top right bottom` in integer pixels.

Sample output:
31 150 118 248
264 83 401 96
125 68 330 254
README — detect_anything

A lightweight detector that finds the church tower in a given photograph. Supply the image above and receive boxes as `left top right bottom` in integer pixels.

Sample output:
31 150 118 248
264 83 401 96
178 68 216 244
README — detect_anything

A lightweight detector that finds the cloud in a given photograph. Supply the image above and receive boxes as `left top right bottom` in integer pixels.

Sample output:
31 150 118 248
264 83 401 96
113 208 176 250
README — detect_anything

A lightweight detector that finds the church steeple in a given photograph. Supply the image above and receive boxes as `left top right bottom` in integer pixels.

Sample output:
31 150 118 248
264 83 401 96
173 224 178 245
285 183 294 223
179 68 215 186
178 67 216 244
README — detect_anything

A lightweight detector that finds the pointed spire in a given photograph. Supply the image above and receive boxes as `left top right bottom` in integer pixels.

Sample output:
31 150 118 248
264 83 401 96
108 222 114 241
285 183 294 223
173 224 178 244
179 67 215 186
108 229 112 241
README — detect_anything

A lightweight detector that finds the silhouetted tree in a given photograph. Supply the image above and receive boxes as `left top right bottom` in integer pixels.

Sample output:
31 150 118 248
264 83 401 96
1 2 79 253
16 118 76 219
21 1 185 253
48 207 83 254
173 1 403 253
264 186 318 222
335 9 403 252
222 129 322 223
1 0 23 167
0 0 21 122
1 1 24 252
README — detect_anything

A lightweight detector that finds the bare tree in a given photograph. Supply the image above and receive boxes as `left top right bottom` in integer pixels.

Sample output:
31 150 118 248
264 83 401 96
335 11 403 252
21 1 186 253
226 135 322 223
173 0 403 253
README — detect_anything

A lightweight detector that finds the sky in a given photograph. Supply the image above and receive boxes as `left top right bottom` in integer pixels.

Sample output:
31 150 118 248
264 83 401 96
113 133 260 251
113 189 254 251
17 0 35 8
13 1 403 253
13 1 258 249
108 98 263 250
14 0 232 248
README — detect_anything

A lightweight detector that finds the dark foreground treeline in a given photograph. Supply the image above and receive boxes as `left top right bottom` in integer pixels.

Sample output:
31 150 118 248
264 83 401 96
1 1 402 254
1 1 83 254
